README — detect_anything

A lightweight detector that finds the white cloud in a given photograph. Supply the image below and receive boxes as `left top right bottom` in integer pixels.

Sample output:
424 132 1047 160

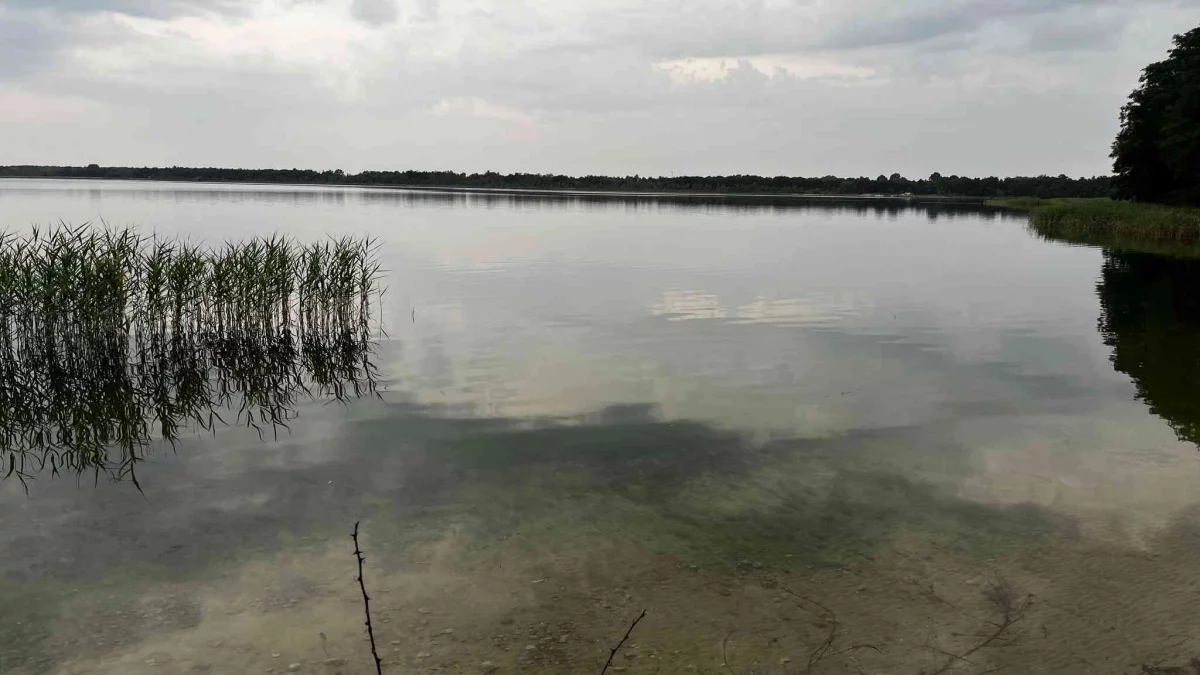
1 0 1198 175
349 0 396 24
656 55 876 84
430 96 536 126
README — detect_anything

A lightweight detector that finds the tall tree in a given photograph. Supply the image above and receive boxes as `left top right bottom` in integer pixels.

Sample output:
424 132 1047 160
1112 25 1200 206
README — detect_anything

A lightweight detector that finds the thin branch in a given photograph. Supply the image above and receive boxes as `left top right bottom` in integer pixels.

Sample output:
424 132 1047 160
780 588 840 674
928 580 1029 675
923 644 981 667
929 621 1012 675
831 644 883 658
722 630 737 675
352 521 384 675
600 609 647 675
918 583 996 627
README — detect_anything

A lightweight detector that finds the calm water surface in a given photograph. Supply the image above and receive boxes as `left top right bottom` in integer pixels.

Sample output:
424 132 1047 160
2 179 1200 675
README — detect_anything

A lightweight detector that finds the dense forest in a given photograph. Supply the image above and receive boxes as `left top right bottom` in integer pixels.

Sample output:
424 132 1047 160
1111 25 1200 207
0 165 1113 199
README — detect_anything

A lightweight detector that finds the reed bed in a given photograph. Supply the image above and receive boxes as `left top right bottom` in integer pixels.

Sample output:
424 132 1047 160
0 225 384 487
988 198 1200 255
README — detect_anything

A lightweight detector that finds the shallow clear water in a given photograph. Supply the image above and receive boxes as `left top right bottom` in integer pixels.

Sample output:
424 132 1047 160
3 180 1200 675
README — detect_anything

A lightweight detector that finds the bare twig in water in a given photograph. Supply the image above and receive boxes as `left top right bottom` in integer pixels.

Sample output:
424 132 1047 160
1135 635 1198 674
1137 654 1200 674
832 644 883 658
780 587 842 674
600 609 647 675
928 578 1031 675
722 630 738 675
915 581 993 627
352 521 384 675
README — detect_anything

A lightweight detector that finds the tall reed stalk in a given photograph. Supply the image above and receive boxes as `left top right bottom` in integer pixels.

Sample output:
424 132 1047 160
988 198 1200 256
0 225 385 488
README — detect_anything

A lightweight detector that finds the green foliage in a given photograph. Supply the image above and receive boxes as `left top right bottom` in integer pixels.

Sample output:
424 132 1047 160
1112 25 1200 206
0 165 1114 199
985 197 1045 211
0 226 384 486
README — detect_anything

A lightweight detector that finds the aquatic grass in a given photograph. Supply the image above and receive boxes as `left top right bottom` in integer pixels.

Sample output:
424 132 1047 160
988 197 1200 255
0 225 385 487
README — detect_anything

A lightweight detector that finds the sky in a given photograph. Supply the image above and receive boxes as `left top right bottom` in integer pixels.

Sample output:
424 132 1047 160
1 0 1198 178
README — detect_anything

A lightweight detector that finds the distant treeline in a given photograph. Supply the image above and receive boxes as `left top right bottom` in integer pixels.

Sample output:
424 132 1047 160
0 165 1113 199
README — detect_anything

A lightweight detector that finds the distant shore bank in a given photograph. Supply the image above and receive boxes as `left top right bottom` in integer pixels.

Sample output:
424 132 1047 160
0 165 1110 201
0 175 996 205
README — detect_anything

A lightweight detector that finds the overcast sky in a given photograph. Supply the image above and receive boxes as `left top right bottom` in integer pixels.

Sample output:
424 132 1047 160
1 0 1197 177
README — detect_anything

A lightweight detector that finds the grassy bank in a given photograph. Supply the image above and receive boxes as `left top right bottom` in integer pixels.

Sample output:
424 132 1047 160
988 197 1200 256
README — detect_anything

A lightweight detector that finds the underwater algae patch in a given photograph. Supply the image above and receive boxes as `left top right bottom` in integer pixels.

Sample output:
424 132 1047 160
30 509 1197 675
343 428 1194 675
345 404 1069 572
3 399 1158 675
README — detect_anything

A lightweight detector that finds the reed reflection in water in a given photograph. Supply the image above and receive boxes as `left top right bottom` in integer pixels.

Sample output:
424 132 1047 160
0 226 384 487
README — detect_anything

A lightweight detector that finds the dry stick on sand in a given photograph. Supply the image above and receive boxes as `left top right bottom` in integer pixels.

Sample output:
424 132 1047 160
352 521 384 675
600 610 648 675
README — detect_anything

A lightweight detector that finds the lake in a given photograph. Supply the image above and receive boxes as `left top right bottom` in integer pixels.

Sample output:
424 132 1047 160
2 179 1199 675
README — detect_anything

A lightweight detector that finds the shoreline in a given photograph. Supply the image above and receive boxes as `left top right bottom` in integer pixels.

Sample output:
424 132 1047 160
0 175 994 204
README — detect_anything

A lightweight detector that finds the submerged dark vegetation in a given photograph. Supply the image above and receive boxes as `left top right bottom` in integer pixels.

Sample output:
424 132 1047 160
0 165 1112 199
0 226 383 487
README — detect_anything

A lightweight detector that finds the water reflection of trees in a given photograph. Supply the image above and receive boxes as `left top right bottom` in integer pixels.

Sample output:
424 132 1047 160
1097 249 1200 446
8 182 1013 221
0 227 383 487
